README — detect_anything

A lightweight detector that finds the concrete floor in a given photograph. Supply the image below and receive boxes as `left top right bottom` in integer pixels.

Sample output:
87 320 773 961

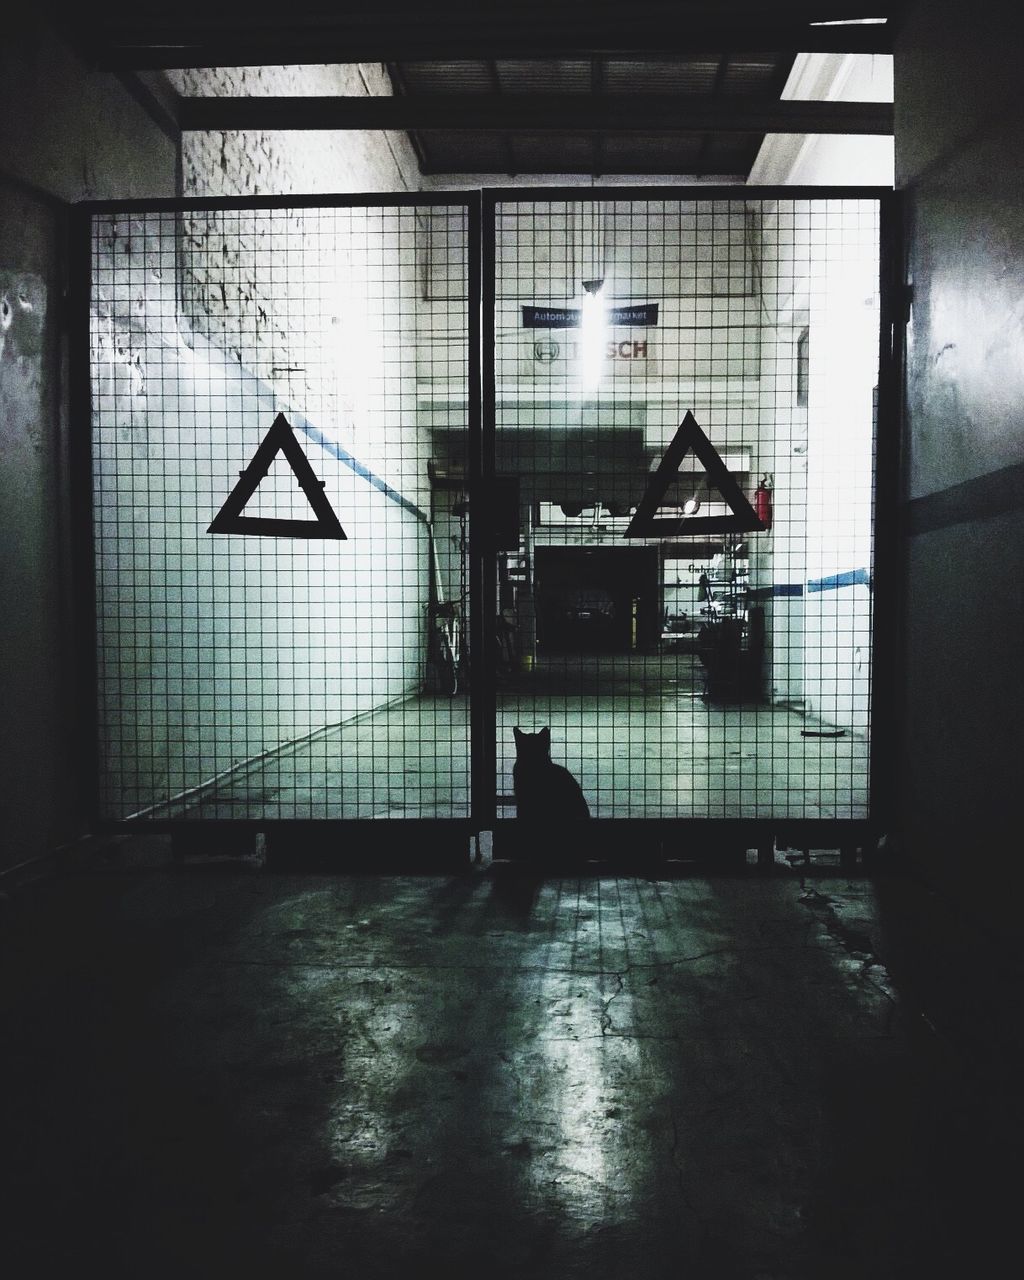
179 658 868 822
2 845 1019 1278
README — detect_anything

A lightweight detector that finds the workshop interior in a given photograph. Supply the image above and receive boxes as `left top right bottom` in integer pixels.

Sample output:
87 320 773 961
4 6 1022 1275
88 193 880 839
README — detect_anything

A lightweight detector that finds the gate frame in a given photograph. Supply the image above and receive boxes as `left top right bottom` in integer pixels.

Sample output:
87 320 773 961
70 191 483 849
71 185 902 863
479 185 902 865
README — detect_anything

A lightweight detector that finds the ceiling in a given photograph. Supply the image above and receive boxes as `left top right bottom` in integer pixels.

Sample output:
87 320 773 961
66 1 904 182
388 54 799 178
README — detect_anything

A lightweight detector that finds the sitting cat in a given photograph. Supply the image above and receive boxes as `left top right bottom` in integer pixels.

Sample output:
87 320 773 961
512 726 591 820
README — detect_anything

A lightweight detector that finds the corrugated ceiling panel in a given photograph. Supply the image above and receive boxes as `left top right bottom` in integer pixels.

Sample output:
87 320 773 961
493 60 592 92
418 131 758 177
701 133 764 171
395 53 791 101
397 61 494 92
419 132 512 171
599 133 710 173
603 58 721 94
721 57 791 93
508 134 602 172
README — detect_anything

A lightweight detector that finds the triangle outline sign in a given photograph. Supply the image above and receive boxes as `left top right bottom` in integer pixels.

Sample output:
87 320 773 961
208 413 347 539
625 410 765 537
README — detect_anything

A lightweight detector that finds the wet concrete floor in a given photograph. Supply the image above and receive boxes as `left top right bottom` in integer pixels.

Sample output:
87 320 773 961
179 674 868 823
1 846 1019 1278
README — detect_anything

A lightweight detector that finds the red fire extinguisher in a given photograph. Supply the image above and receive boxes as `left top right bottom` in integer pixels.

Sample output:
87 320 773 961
754 474 773 530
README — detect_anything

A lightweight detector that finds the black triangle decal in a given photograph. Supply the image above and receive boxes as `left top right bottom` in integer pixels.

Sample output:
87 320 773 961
625 411 765 537
208 413 346 539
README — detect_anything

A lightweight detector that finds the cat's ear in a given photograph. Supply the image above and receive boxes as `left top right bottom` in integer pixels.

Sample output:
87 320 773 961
513 727 523 744
540 727 550 746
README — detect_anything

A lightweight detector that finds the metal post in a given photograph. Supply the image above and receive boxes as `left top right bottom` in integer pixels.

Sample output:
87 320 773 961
869 191 905 844
68 205 101 828
470 193 497 830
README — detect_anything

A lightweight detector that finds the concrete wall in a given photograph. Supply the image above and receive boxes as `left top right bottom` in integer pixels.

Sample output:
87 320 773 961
749 53 894 187
752 200 878 736
491 199 762 475
894 1 1024 939
0 15 178 872
745 51 893 736
83 72 468 819
752 207 808 708
170 64 420 197
90 206 461 818
0 27 440 854
800 204 878 735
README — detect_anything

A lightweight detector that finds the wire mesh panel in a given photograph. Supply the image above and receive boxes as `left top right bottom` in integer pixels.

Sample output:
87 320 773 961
89 200 471 821
492 195 880 823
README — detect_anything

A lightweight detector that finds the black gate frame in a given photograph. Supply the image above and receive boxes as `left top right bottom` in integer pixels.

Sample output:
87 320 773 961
71 186 902 865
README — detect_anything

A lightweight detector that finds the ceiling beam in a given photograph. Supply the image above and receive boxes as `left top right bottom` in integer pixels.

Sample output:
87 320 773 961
179 95 894 135
114 70 182 143
76 21 895 70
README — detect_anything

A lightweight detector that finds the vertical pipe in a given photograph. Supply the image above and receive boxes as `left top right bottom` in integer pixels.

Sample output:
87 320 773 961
518 502 537 670
469 192 497 830
68 205 101 826
869 191 905 839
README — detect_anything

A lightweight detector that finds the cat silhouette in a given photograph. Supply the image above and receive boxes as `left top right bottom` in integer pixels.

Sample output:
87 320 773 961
512 726 591 821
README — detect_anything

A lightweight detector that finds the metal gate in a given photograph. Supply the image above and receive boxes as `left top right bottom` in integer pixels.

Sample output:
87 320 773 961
76 188 897 861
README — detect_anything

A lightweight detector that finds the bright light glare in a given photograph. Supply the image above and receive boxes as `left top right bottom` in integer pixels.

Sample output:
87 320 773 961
579 286 606 391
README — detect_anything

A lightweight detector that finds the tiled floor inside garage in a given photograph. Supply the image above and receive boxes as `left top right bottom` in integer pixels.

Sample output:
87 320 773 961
2 842 1019 1278
175 658 869 823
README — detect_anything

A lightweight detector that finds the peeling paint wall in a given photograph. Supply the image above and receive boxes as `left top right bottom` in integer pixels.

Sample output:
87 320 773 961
0 16 177 872
169 65 426 529
895 0 1024 941
0 21 176 203
170 64 420 197
1 26 432 865
749 53 894 188
88 206 462 818
0 194 67 871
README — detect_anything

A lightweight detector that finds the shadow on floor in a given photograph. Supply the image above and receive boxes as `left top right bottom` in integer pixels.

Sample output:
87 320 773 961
2 841 1020 1278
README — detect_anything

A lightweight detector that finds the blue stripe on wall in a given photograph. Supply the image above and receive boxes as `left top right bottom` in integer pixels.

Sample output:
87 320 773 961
242 345 429 525
906 460 1024 534
292 416 429 525
807 567 871 593
748 572 871 600
748 584 804 601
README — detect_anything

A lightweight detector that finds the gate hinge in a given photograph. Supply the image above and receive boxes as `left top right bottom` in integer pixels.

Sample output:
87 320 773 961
899 282 913 326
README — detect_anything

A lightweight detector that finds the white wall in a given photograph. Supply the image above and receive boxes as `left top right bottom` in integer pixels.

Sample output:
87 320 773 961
755 200 879 733
750 211 808 705
82 127 879 817
0 14 178 870
91 205 466 817
475 196 877 741
804 207 878 733
746 43 890 734
749 53 895 188
81 76 474 818
491 200 763 474
170 64 420 196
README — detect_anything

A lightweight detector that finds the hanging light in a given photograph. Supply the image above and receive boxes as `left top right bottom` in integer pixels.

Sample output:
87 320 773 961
682 474 708 517
579 277 606 391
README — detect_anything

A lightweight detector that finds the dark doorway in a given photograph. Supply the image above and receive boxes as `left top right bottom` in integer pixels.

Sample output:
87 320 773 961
535 547 660 654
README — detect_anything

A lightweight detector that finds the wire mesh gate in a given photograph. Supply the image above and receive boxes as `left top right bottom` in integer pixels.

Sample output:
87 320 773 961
82 195 477 833
78 189 896 861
